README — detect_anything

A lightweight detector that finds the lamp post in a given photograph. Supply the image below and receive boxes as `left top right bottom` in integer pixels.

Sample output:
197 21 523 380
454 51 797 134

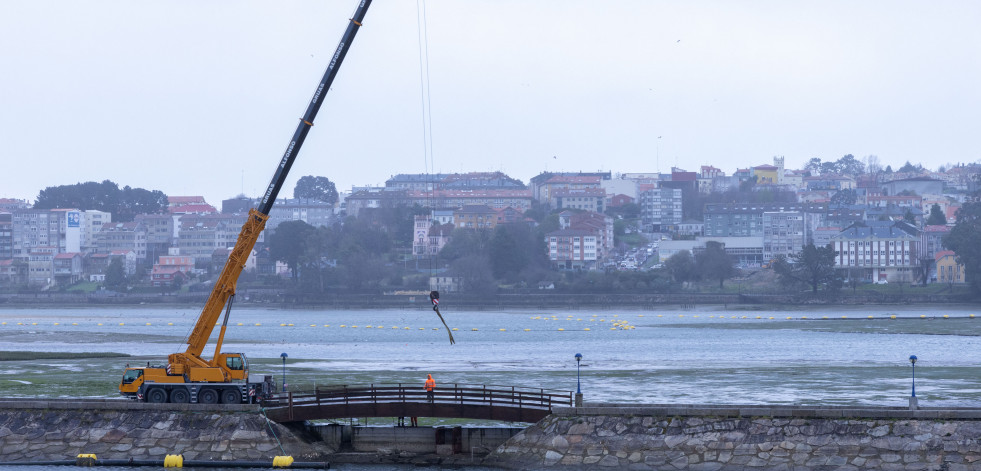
574 353 583 407
909 355 918 410
280 352 288 392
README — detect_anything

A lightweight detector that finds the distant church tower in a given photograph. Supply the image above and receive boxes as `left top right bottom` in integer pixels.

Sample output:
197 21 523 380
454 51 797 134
773 156 785 185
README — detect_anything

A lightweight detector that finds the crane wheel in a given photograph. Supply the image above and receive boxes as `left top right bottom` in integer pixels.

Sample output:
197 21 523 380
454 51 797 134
198 388 218 404
170 388 190 403
221 389 241 404
147 388 167 403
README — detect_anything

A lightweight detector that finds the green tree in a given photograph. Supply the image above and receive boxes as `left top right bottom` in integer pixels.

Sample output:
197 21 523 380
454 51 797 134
664 250 695 284
774 244 838 294
804 157 823 176
898 161 922 173
268 220 316 280
104 258 127 291
488 223 547 282
833 154 865 175
34 180 167 222
903 209 917 226
450 255 496 295
695 241 735 288
942 200 981 294
293 175 338 204
926 203 947 226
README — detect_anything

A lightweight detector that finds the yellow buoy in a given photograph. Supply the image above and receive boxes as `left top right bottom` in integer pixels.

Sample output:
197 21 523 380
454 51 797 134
272 456 294 468
163 454 183 468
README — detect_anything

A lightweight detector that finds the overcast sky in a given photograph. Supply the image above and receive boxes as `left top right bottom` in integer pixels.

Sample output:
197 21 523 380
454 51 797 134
3 1 980 206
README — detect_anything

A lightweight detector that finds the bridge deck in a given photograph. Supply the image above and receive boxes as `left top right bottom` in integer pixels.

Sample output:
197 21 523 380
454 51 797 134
262 383 573 423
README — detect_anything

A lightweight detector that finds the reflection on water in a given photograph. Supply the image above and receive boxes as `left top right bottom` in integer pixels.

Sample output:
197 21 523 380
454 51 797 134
2 305 981 407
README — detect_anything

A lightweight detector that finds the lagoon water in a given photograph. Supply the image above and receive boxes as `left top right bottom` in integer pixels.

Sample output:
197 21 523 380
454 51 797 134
2 304 981 407
3 304 981 470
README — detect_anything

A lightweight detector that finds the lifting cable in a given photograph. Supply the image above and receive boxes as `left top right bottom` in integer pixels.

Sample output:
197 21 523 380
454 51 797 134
417 0 453 345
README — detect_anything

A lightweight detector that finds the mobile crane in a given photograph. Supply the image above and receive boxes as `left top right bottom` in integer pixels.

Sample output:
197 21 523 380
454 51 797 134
119 0 373 404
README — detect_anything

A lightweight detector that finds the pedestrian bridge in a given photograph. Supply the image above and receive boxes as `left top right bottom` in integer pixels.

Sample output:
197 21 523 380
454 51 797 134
261 383 573 423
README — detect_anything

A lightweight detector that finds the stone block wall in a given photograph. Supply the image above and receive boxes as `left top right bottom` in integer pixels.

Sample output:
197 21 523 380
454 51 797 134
0 406 330 463
486 406 981 470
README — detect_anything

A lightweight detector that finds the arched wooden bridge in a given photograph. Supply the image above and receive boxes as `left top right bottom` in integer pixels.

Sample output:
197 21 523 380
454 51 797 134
261 383 573 423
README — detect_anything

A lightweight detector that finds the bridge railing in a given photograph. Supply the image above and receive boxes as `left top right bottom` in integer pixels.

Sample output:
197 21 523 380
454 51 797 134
262 383 572 413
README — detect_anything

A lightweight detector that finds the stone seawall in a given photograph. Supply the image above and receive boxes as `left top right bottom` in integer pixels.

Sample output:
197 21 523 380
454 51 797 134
0 400 331 463
485 404 981 470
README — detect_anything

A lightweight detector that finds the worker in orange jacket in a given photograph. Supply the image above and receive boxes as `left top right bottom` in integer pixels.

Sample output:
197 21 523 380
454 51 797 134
424 374 435 402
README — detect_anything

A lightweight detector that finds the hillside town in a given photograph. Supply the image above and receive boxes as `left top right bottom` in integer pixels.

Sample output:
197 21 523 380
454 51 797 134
1 156 978 295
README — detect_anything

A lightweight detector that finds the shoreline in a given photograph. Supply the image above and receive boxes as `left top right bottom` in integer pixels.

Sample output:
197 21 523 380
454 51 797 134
0 292 975 311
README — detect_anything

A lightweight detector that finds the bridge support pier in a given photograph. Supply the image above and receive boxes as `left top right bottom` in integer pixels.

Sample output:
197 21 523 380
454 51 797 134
575 393 583 407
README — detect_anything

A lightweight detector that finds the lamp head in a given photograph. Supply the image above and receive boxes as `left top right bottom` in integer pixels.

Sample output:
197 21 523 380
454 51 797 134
281 352 288 359
909 355 917 365
575 353 582 363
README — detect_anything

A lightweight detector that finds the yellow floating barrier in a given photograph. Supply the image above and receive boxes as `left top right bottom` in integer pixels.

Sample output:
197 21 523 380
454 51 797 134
54 323 60 325
280 323 286 326
472 328 478 331
272 456 294 468
499 328 506 331
584 328 590 331
920 315 926 318
255 323 261 326
451 328 459 331
943 315 949 319
163 454 183 468
890 315 896 319
558 328 565 331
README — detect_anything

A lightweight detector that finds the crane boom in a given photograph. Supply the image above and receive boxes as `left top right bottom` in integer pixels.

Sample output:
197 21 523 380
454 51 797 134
182 1 372 359
108 2 373 388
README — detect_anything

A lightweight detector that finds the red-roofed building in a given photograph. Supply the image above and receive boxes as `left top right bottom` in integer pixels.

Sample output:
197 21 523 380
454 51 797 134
150 267 187 287
0 259 26 284
494 207 524 225
609 194 634 207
